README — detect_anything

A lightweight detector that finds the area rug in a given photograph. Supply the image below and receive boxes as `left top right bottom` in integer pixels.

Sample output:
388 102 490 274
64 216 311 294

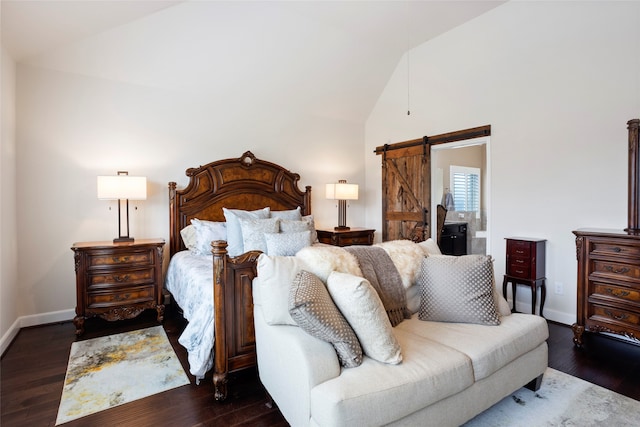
464 367 640 426
55 326 190 425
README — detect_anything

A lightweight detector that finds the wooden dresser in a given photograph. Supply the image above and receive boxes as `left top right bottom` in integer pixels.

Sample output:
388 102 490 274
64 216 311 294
572 229 640 346
502 237 547 316
71 239 165 335
317 228 375 247
572 119 640 346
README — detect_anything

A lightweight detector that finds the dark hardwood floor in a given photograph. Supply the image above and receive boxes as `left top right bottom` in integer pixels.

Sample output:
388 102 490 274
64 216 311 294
2 309 639 427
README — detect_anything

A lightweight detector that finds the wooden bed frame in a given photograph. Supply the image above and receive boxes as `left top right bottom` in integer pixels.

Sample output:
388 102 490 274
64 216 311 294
168 151 311 401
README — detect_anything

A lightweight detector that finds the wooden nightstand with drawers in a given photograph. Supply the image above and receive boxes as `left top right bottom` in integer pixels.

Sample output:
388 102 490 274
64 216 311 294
317 228 375 247
502 237 547 317
71 239 165 335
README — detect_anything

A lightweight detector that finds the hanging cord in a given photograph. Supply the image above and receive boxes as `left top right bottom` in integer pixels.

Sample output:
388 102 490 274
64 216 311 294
406 1 411 115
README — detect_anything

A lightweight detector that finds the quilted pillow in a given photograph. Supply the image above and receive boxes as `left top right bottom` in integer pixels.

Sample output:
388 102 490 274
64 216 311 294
281 215 318 243
238 217 280 253
418 254 500 325
289 270 363 368
223 207 270 256
327 271 402 364
189 219 227 255
264 230 312 256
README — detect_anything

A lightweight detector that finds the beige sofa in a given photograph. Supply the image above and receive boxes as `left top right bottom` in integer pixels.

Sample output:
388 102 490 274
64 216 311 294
252 240 549 426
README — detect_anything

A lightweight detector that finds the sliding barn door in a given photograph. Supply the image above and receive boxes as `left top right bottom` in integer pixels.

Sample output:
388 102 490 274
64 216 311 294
378 139 430 242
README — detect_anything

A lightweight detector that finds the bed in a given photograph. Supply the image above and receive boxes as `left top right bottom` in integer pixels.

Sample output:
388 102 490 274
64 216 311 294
166 151 311 401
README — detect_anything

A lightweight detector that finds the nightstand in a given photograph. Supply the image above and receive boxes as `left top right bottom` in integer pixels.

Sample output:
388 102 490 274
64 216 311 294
317 228 375 247
502 237 546 317
71 239 165 335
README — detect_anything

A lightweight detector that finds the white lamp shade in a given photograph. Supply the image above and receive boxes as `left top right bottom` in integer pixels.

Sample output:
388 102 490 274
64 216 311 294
326 182 358 200
97 175 147 200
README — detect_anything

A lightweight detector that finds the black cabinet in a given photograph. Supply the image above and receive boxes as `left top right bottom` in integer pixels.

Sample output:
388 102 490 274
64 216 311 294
441 222 467 256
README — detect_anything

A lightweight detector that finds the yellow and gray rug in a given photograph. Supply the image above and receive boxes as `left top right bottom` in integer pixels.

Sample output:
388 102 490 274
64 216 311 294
56 326 190 425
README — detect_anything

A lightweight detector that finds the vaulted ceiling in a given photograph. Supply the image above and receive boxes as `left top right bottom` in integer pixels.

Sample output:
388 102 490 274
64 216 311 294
2 1 505 122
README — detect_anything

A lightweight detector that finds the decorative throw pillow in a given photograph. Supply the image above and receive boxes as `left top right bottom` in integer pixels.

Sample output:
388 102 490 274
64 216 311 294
256 254 310 325
375 239 426 289
180 224 198 251
295 245 362 283
190 218 227 255
327 271 403 364
238 217 280 253
289 270 363 368
418 255 500 325
264 230 312 256
417 238 442 256
271 206 302 220
223 207 270 256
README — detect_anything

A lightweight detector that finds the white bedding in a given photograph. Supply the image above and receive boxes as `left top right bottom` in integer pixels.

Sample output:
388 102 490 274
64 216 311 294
165 250 214 382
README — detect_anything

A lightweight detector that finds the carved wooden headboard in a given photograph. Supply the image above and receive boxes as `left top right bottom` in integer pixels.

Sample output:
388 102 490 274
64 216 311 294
168 150 312 257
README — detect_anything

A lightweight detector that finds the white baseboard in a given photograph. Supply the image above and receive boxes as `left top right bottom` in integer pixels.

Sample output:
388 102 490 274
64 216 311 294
1 309 75 356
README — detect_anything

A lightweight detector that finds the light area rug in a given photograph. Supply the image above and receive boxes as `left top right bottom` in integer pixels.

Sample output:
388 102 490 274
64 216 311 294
464 367 640 426
55 326 190 425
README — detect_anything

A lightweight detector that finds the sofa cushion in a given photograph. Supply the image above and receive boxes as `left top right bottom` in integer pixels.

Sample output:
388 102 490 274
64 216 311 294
310 327 474 426
418 254 500 325
327 271 402 364
255 254 311 325
289 270 363 368
396 313 549 381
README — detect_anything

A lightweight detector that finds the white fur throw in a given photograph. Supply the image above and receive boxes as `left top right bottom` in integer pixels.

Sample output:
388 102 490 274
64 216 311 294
375 240 427 289
295 245 362 283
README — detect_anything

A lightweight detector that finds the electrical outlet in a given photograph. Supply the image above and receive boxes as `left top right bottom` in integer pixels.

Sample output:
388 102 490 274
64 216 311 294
555 282 564 295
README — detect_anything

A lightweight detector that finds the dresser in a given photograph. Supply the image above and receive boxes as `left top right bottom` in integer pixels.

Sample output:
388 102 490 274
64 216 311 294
502 237 547 316
572 229 640 346
71 239 165 335
317 228 375 247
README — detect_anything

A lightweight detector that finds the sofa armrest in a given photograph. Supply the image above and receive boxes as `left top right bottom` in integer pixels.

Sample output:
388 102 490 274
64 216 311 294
254 303 341 426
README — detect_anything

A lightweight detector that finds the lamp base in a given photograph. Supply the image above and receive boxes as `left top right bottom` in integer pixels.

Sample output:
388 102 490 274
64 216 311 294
334 226 351 231
113 236 134 243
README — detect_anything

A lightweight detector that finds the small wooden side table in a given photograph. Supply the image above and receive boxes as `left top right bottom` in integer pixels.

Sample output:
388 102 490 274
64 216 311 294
317 228 375 247
71 238 165 335
502 237 547 317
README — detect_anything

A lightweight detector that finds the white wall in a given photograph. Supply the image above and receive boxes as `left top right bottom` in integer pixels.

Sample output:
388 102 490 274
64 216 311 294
1 46 19 351
365 1 640 325
13 63 366 324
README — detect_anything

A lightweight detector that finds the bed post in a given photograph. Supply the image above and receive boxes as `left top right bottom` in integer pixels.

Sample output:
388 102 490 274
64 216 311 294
212 240 229 400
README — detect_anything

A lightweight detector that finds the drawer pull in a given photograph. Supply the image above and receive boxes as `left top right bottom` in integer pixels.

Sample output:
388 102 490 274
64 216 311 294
515 259 525 264
605 288 630 298
113 275 130 283
604 265 630 274
515 269 525 274
515 250 524 254
604 310 629 321
113 256 131 263
612 247 622 253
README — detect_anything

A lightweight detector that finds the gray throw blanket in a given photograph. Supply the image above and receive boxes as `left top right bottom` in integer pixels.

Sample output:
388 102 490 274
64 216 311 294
345 246 410 327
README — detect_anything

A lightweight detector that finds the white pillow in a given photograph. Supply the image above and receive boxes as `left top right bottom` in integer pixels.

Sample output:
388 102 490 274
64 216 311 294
189 219 227 255
327 271 403 364
223 207 270 256
375 240 426 289
271 207 302 220
238 217 280 253
417 238 442 256
264 230 312 256
295 245 362 283
256 254 309 325
180 224 198 251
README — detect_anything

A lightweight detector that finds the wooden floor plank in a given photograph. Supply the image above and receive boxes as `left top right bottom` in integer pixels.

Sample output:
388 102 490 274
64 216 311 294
1 312 638 427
